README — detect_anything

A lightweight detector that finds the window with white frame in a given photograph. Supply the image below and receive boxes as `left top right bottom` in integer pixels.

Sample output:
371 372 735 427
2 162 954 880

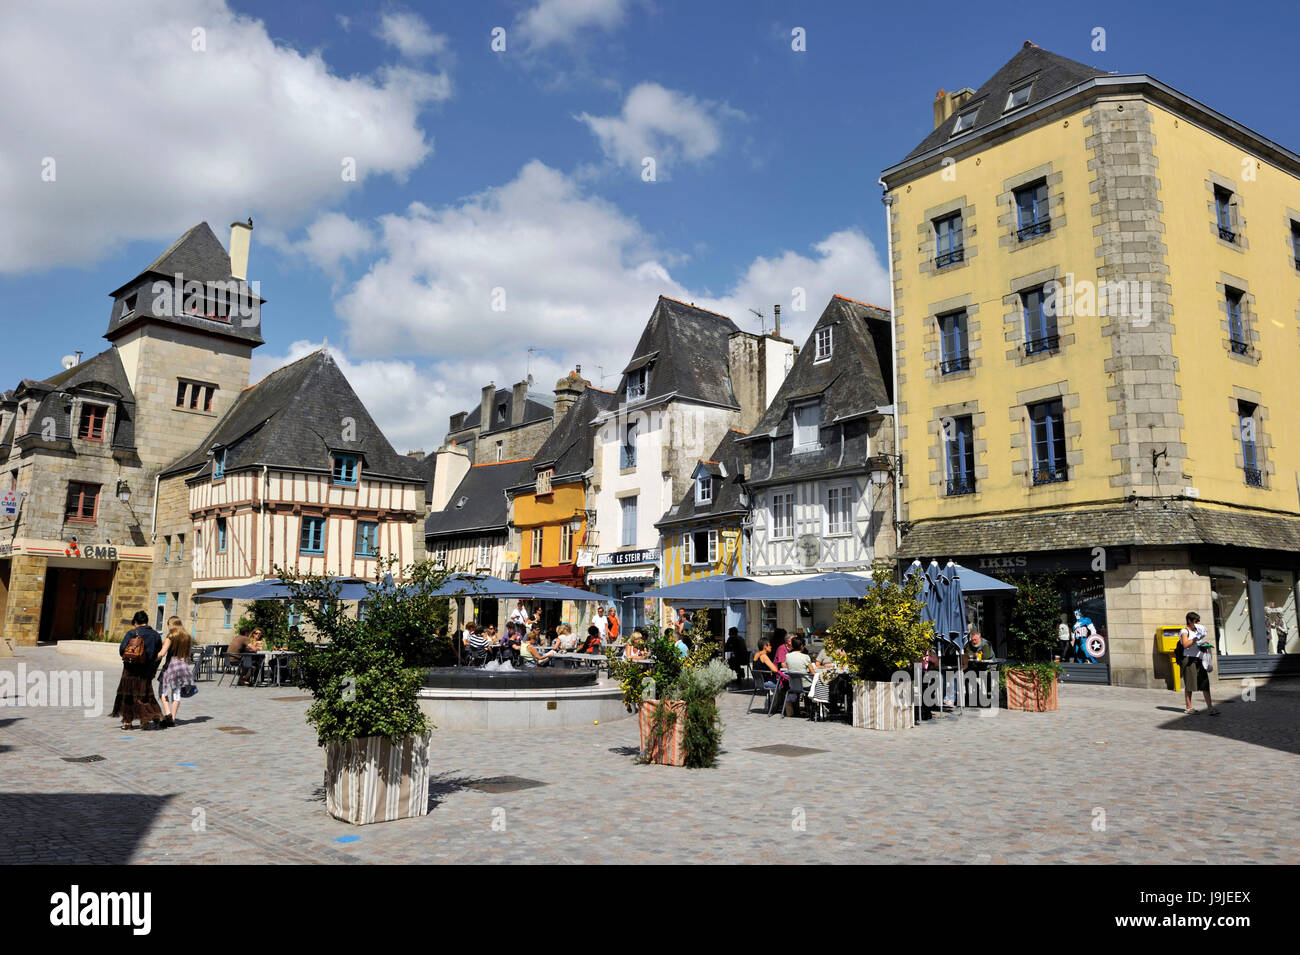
792 403 820 451
814 326 833 361
1004 82 1032 112
771 491 795 539
696 474 712 505
530 528 543 567
620 496 638 547
433 541 448 568
683 530 718 566
826 486 853 535
536 468 553 495
477 539 492 569
560 523 574 562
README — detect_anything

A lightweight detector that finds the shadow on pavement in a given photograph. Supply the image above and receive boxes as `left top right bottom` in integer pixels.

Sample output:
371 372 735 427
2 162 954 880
0 792 175 864
427 774 476 812
1155 694 1300 757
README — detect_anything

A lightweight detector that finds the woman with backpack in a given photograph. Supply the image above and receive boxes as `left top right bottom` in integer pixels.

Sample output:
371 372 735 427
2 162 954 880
156 616 196 728
110 611 163 731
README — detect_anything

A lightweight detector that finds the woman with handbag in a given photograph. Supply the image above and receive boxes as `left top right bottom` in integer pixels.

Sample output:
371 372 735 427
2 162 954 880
111 611 164 731
156 616 197 728
1179 611 1219 716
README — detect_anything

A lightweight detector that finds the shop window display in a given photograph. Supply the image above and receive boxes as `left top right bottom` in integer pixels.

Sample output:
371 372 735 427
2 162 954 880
1259 569 1297 654
1210 569 1253 656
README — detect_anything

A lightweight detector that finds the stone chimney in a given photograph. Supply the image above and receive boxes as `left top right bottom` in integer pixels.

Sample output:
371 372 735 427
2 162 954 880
479 383 495 432
553 367 588 425
229 219 253 280
933 87 976 130
510 380 529 426
449 411 467 432
429 443 471 511
406 449 426 461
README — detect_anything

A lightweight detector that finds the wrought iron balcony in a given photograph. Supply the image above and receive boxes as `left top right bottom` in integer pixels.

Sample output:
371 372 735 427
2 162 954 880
1244 466 1263 487
1016 217 1051 241
939 355 970 375
1032 467 1069 486
1024 335 1060 356
1229 338 1250 355
946 477 976 496
1218 226 1238 243
934 248 965 268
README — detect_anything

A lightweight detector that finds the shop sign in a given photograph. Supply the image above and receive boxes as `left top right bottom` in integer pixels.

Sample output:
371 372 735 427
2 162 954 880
1 490 21 519
970 547 1129 574
598 548 659 567
80 545 119 560
576 548 597 568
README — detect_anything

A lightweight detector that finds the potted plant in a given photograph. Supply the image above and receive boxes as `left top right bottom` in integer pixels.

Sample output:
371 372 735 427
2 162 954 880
826 559 934 731
999 574 1065 713
281 558 452 825
617 612 732 767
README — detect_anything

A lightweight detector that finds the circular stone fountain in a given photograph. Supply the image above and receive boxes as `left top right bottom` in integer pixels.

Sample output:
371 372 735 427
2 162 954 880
416 664 632 729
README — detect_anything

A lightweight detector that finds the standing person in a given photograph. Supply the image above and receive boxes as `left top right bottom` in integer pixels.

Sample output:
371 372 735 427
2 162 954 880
156 616 195 728
724 627 748 684
606 607 621 643
1179 611 1219 715
509 601 531 629
592 605 609 641
111 611 163 731
672 627 689 658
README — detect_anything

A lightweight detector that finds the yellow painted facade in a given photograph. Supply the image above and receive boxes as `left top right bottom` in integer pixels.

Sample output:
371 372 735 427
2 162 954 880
514 482 586 573
659 525 744 587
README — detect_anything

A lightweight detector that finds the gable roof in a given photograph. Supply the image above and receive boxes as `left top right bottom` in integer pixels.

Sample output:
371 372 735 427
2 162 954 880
451 386 554 437
901 43 1107 163
425 458 534 538
512 387 615 489
656 429 750 529
105 222 265 347
2 348 137 452
613 296 742 409
161 350 422 484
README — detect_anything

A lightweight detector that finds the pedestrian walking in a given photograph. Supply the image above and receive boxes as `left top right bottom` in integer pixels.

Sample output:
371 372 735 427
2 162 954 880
110 611 163 731
156 616 196 728
1179 611 1219 716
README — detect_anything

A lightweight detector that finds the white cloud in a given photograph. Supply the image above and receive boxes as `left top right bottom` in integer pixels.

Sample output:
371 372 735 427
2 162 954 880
375 10 448 58
276 212 376 277
285 162 889 449
577 83 740 174
516 0 629 50
0 0 450 274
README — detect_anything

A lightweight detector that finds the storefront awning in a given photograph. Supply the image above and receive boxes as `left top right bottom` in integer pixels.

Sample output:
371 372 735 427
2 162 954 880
748 570 871 589
586 567 656 583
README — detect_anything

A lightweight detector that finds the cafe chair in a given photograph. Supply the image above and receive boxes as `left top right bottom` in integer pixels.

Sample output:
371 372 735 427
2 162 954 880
782 672 807 719
748 668 779 715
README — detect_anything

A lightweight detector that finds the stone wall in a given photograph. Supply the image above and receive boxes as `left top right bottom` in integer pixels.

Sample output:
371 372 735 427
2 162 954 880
107 559 152 638
1104 547 1211 688
1 555 48 646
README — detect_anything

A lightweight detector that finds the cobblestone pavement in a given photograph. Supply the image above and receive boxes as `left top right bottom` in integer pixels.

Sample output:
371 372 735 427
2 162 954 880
2 647 1298 864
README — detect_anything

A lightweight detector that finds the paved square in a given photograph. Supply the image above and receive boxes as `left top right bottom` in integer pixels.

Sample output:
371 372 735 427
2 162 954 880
2 647 1298 864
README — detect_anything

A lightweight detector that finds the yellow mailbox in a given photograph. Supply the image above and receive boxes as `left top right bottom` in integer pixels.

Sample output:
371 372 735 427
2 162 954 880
1156 626 1184 691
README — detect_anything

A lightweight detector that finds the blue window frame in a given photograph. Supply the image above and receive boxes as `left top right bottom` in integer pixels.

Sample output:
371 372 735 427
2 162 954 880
356 521 379 558
937 310 969 374
1226 288 1248 354
1014 181 1050 240
1214 186 1236 242
300 516 325 554
332 455 359 486
945 416 976 495
1239 401 1262 486
216 517 227 553
1022 287 1059 355
934 213 964 267
212 448 226 481
1029 399 1068 485
222 599 233 629
176 534 184 562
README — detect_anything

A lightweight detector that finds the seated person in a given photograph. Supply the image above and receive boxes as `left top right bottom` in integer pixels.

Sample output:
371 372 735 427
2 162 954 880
723 627 748 682
624 631 649 661
752 637 780 683
465 625 490 657
673 628 689 658
784 636 813 678
520 633 554 667
963 629 993 667
227 626 265 685
554 624 577 651
579 626 602 655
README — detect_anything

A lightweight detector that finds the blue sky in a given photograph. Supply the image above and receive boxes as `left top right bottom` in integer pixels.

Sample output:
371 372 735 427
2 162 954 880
3 0 1298 448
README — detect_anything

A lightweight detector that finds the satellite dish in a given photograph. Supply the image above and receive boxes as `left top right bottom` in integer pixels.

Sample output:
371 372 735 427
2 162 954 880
61 355 77 370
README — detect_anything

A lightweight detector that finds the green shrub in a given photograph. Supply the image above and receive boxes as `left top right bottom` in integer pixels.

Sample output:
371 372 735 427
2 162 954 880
1004 573 1063 663
826 558 934 681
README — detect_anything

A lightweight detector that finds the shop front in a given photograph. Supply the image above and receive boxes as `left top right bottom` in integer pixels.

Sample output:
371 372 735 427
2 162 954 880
1197 547 1300 678
586 548 658 632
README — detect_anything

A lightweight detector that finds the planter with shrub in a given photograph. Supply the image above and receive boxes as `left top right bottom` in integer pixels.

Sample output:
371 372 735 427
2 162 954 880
1000 573 1065 713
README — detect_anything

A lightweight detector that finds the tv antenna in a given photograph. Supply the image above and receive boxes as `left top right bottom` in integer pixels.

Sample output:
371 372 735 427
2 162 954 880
526 346 537 382
748 307 767 335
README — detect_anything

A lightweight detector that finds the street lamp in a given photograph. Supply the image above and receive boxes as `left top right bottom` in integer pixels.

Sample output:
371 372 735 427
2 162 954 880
116 479 131 502
867 455 898 488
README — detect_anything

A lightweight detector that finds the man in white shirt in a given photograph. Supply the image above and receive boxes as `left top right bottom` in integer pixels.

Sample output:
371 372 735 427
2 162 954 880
592 606 609 640
509 601 531 629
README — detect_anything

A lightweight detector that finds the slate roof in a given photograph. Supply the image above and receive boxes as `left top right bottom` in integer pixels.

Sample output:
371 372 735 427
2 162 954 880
414 453 438 506
656 429 750 529
162 350 423 484
898 503 1300 558
901 43 1108 163
104 222 265 347
743 295 892 486
425 458 534 538
613 296 743 409
452 387 554 437
509 387 615 490
1 348 137 454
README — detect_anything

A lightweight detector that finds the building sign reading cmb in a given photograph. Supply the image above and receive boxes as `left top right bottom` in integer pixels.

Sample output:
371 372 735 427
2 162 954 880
597 548 659 567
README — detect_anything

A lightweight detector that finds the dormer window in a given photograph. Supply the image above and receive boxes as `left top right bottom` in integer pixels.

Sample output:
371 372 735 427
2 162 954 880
122 293 138 317
626 367 648 402
536 468 554 495
696 475 713 505
212 448 226 481
332 454 359 486
814 326 833 362
77 403 108 442
1004 82 1032 112
496 402 508 423
792 402 820 452
951 109 977 136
